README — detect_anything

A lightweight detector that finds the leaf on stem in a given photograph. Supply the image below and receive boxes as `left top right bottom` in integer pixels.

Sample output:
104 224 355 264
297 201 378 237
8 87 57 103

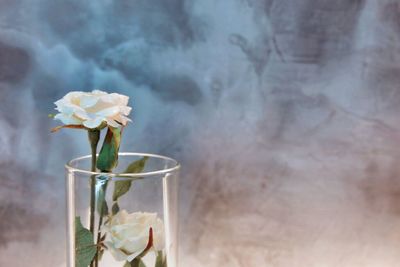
75 216 97 267
124 156 149 174
112 156 149 202
97 127 122 172
111 202 120 215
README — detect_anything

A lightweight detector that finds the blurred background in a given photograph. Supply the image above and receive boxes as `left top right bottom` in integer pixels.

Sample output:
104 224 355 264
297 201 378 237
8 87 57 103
1 0 400 266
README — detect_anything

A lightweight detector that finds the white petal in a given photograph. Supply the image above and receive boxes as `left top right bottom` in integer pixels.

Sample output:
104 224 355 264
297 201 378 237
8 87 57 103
100 93 117 104
54 114 82 125
95 106 120 117
120 106 132 116
126 250 145 263
116 116 129 126
83 117 104 129
111 115 129 126
102 93 129 106
55 102 83 116
119 210 129 219
62 91 85 101
54 98 67 108
79 94 101 108
106 118 120 128
73 108 91 120
105 241 128 262
55 100 73 114
91 89 107 95
117 94 130 106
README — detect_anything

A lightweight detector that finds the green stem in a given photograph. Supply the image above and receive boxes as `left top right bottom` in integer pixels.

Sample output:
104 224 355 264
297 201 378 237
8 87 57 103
130 258 140 267
88 130 100 267
94 223 102 267
95 180 108 267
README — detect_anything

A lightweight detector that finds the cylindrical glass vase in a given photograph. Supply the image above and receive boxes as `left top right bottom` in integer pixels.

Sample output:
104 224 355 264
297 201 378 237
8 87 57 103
65 153 180 267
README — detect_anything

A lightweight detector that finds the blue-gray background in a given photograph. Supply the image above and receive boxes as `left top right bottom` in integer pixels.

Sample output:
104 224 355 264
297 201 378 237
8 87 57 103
1 0 400 266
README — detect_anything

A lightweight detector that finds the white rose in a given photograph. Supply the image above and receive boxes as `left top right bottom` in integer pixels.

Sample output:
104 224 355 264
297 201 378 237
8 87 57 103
102 210 165 262
54 90 132 129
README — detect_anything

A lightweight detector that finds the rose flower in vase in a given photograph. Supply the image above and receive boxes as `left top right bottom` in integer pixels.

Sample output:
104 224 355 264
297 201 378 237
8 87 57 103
52 90 169 267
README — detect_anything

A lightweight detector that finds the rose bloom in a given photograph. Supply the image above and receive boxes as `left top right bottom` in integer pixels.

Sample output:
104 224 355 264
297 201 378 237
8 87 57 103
54 90 131 129
102 210 165 262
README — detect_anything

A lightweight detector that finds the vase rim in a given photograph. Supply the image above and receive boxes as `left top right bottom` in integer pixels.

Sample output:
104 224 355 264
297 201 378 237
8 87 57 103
65 152 180 178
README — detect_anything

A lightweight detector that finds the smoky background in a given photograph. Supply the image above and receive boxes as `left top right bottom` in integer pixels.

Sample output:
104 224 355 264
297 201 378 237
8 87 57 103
1 0 400 266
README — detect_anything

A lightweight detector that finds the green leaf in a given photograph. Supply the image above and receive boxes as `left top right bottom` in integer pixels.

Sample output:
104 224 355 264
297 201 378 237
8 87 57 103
96 176 109 217
112 156 149 202
75 216 97 267
112 202 120 215
112 180 131 202
97 127 122 172
124 156 149 174
155 251 167 267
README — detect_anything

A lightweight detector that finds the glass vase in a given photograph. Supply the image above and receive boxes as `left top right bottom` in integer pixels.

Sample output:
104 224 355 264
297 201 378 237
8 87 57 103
65 153 180 267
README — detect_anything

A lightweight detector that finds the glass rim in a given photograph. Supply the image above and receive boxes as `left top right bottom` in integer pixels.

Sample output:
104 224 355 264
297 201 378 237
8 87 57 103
65 152 180 177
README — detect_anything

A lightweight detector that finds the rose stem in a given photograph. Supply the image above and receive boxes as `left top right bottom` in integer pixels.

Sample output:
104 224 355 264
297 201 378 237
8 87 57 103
88 130 100 267
94 180 108 267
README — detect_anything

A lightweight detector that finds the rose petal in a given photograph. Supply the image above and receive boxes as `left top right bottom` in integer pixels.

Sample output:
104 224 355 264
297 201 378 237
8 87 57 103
92 89 107 96
79 94 101 108
120 106 132 116
54 114 82 125
55 101 86 116
95 106 120 117
105 118 119 127
55 100 74 115
73 108 92 120
99 93 116 104
112 114 131 126
62 91 85 101
115 116 130 126
105 241 130 262
126 250 145 263
83 117 104 129
117 95 130 106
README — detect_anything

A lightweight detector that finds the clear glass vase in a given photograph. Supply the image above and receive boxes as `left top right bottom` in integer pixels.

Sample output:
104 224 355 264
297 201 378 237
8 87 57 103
65 153 180 267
